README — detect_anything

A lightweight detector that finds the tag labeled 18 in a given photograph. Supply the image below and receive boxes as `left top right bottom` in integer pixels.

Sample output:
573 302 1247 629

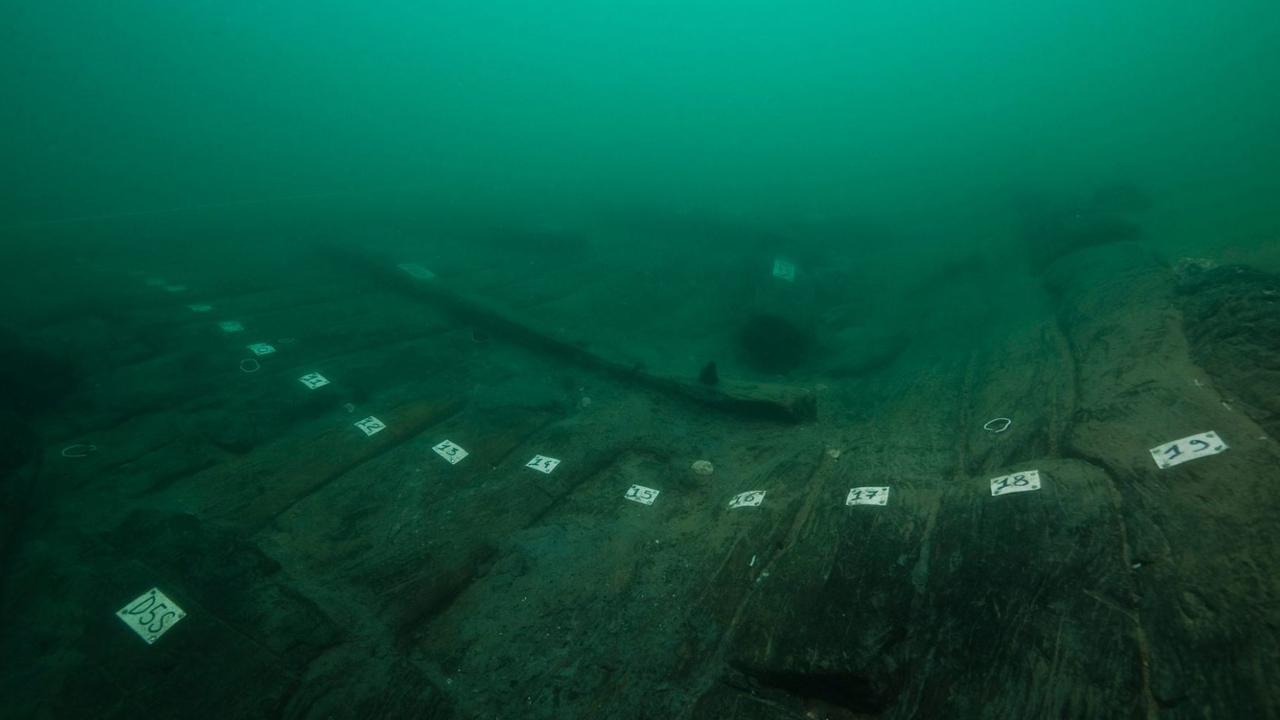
990 470 1041 497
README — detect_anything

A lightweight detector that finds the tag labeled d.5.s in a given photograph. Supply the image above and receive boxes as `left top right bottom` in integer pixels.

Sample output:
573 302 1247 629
116 588 186 645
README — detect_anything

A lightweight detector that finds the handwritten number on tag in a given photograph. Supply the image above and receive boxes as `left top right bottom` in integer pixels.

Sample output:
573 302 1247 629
994 473 1030 493
123 593 178 635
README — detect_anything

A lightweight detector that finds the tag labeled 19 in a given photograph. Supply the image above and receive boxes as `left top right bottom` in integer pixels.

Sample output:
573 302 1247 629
1149 431 1227 469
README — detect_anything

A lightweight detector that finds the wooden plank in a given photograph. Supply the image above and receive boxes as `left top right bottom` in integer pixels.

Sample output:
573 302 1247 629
169 395 466 533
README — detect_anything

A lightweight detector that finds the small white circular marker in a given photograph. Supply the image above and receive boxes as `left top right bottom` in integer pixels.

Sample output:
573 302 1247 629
61 444 98 458
239 358 261 373
983 417 1012 433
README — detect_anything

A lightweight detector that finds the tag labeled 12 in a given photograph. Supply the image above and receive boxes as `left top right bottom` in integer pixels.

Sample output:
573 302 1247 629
354 416 387 437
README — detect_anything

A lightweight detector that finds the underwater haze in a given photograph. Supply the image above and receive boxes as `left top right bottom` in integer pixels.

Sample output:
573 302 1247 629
5 2 1280 258
4 3 1280 719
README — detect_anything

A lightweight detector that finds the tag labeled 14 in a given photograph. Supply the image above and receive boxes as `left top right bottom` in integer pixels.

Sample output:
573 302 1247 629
525 455 560 473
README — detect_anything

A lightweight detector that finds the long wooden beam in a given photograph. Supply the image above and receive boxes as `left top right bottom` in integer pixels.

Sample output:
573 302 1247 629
324 246 817 423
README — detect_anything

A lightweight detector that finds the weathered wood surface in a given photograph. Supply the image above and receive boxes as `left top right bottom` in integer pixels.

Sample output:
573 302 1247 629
325 244 818 423
1048 245 1280 716
1 236 1278 719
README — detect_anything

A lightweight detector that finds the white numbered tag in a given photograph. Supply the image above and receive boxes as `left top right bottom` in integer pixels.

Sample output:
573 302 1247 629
624 484 660 505
846 486 890 506
355 416 386 437
990 470 1041 497
218 321 244 333
187 304 213 313
116 588 186 645
432 440 468 464
525 455 560 473
728 490 766 508
246 343 276 356
772 257 796 282
1149 431 1228 469
398 262 437 280
298 372 330 389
